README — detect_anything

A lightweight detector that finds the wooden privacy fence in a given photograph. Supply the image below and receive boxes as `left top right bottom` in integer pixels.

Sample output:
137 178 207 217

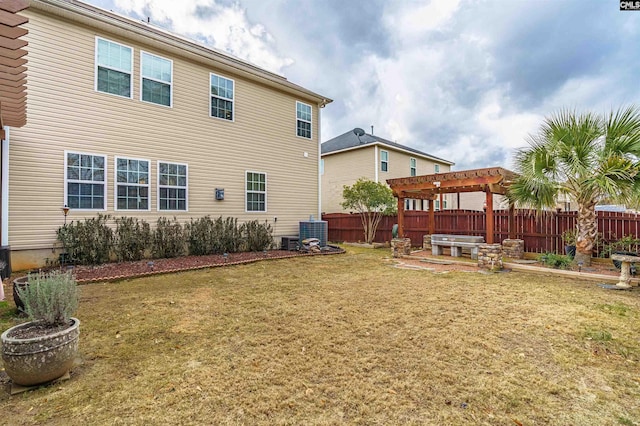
322 210 640 256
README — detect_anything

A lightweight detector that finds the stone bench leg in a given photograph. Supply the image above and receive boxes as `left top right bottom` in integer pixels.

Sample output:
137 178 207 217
617 261 633 289
432 245 443 256
450 246 462 257
470 246 479 260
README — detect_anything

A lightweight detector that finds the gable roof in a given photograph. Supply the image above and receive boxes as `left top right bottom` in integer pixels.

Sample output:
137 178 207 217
321 130 454 165
32 0 332 106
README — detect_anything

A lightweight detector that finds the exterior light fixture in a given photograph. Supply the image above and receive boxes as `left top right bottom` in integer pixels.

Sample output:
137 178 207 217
62 205 70 225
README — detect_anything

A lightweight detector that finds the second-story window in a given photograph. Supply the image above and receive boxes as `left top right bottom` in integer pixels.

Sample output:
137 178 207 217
296 101 312 138
141 52 172 107
410 158 417 176
210 73 234 121
434 164 440 173
96 37 132 98
381 150 389 172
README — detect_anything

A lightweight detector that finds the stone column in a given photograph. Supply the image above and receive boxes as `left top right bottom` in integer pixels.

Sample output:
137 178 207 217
502 239 524 259
423 234 432 250
391 238 412 258
478 243 503 271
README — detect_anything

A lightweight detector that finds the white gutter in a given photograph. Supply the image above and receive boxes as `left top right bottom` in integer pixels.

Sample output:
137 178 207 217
374 146 379 183
2 127 9 246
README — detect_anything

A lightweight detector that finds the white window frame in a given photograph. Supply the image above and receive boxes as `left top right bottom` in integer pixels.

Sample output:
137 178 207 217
95 36 133 99
157 161 189 212
410 157 417 176
210 72 235 122
140 51 173 108
64 150 107 211
296 101 312 139
114 156 151 211
435 199 440 211
245 170 267 213
434 164 440 173
443 198 448 210
380 150 389 172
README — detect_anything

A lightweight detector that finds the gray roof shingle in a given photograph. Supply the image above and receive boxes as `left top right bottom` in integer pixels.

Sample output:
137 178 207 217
321 130 454 165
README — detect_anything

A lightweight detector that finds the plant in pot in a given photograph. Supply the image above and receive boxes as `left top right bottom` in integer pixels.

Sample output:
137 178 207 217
1 270 80 388
561 229 577 259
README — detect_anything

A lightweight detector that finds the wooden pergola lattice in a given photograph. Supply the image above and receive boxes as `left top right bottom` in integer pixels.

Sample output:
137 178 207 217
0 0 29 139
387 167 518 244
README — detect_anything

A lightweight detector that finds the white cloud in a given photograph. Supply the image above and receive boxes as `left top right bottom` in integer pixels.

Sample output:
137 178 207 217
113 0 293 74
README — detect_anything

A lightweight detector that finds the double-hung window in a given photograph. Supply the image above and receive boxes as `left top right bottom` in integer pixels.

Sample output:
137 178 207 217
210 73 234 120
141 52 172 107
65 152 106 210
96 37 133 98
158 162 188 211
380 150 389 172
410 158 417 176
296 101 312 139
115 157 150 210
246 171 266 212
434 164 440 173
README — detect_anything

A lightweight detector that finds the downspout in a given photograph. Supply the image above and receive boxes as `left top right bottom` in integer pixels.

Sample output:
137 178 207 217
317 106 322 220
2 127 9 246
374 145 379 183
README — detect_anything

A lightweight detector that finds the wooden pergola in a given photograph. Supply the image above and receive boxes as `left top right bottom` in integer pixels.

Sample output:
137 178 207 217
387 167 518 244
0 0 29 138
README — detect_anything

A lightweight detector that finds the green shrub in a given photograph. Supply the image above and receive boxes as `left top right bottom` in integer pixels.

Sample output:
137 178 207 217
600 234 640 258
17 271 78 326
538 252 572 269
185 216 217 255
212 216 243 254
56 213 113 265
114 216 151 262
152 217 186 259
242 220 273 252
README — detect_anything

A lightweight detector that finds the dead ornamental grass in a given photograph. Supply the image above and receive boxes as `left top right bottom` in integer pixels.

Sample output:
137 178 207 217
0 247 639 425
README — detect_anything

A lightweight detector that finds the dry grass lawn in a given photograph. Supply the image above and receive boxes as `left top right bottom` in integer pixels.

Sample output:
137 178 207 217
0 246 639 425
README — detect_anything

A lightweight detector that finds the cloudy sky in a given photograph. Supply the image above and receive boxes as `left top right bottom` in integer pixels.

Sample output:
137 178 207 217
87 0 640 170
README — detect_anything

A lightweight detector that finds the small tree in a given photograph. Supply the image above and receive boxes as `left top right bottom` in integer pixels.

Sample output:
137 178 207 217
341 178 396 244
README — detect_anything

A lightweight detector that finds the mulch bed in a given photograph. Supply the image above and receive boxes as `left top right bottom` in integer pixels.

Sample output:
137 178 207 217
66 249 344 283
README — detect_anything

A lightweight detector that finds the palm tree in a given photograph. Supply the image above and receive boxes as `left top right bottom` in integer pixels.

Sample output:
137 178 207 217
508 106 640 266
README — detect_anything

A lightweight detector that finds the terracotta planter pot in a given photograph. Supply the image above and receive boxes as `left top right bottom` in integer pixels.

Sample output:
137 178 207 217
1 318 80 386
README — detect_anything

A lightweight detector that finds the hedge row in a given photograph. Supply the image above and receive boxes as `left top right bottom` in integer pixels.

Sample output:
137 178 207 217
56 214 273 265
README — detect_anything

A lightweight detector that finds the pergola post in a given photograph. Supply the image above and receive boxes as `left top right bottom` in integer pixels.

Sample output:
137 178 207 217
485 190 494 244
428 199 435 235
508 203 516 239
397 196 405 238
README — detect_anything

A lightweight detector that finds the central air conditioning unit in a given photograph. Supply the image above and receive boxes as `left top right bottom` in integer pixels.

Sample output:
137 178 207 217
299 220 328 247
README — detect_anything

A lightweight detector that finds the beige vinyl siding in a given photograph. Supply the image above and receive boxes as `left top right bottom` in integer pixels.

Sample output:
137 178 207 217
321 147 375 213
457 193 508 211
9 9 322 268
382 148 450 180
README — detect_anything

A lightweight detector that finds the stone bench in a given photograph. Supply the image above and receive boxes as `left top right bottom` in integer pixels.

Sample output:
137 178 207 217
431 234 485 260
610 253 639 289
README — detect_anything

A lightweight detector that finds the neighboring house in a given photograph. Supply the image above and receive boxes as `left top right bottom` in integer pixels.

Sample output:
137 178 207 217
6 0 331 270
321 130 454 213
